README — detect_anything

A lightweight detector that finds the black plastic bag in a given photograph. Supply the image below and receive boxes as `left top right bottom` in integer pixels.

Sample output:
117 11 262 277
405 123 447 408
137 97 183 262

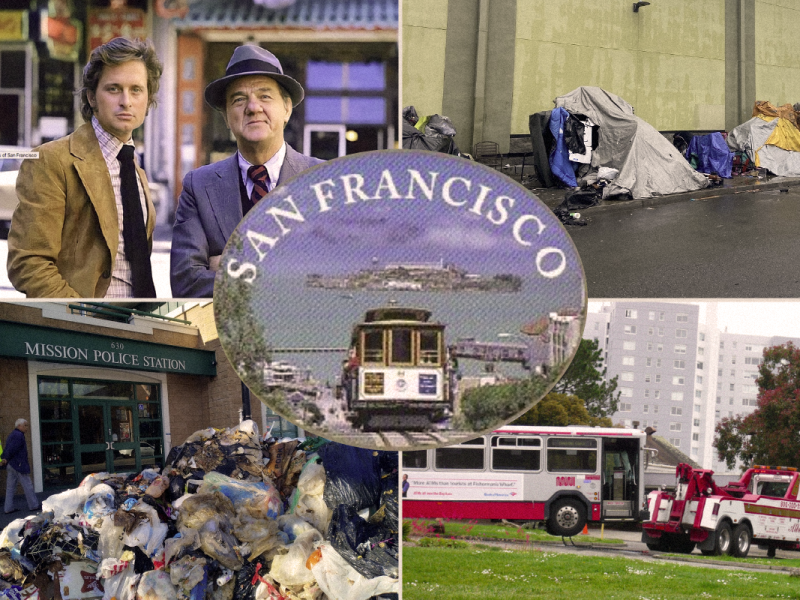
327 505 398 579
402 105 419 126
232 560 270 600
318 443 381 511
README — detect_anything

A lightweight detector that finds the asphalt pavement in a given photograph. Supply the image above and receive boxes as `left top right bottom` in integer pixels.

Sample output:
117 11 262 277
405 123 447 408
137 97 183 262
552 179 800 298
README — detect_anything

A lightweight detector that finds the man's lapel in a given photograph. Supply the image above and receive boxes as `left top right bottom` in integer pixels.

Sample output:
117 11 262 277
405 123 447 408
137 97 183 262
69 123 120 257
210 154 244 241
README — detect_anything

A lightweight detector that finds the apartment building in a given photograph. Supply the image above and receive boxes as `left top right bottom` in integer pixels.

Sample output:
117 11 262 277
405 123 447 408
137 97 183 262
584 302 800 474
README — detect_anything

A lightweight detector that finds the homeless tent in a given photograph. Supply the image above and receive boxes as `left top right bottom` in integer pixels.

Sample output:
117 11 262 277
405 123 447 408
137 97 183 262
726 101 800 177
529 86 709 199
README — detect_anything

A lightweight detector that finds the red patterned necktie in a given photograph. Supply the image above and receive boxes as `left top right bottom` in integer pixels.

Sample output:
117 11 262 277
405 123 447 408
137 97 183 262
248 164 271 204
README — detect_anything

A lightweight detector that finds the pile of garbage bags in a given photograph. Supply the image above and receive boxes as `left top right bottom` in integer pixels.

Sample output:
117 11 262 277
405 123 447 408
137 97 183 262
0 422 398 600
401 106 461 155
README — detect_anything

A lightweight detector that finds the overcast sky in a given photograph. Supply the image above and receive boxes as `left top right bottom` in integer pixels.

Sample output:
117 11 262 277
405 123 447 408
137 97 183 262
588 301 800 339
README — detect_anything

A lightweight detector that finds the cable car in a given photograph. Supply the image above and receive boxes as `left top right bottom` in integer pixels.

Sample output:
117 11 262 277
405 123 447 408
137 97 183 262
340 307 456 430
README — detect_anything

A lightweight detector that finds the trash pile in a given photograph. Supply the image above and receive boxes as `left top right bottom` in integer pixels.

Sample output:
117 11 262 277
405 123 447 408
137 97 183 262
0 421 398 600
401 106 461 155
529 86 710 199
726 101 800 177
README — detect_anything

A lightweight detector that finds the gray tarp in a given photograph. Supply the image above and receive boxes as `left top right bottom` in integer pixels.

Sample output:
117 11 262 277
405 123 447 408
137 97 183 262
726 116 800 177
554 87 709 199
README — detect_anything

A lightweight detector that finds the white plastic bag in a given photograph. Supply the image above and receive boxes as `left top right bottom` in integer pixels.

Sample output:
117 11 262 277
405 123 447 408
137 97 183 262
0 518 30 550
276 514 316 542
83 484 116 527
136 570 178 600
42 486 92 520
98 517 126 561
268 529 323 586
310 543 398 600
292 461 331 532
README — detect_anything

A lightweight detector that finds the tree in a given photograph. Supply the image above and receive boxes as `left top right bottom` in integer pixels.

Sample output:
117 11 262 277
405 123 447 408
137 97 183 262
513 393 613 427
552 338 620 418
713 342 800 470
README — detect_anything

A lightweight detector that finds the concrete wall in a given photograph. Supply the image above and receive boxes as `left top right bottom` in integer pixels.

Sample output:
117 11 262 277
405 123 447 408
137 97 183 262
511 0 726 133
755 0 800 106
402 0 449 118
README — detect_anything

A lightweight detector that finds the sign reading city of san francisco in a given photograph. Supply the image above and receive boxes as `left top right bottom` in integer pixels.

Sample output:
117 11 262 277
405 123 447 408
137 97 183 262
214 150 587 451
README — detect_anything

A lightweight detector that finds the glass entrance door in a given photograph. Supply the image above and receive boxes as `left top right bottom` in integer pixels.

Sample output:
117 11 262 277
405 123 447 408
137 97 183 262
75 401 139 479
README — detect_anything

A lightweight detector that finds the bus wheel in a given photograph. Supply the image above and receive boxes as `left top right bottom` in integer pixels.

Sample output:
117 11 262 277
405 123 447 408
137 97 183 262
548 498 586 537
731 523 751 558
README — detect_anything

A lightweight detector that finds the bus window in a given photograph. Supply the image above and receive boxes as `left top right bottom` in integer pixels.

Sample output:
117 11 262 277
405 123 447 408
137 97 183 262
435 440 485 470
418 330 441 365
546 438 597 473
362 330 384 363
403 450 428 469
491 436 541 471
390 329 413 364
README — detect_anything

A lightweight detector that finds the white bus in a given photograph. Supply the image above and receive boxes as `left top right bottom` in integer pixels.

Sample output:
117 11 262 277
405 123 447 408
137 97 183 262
402 426 648 536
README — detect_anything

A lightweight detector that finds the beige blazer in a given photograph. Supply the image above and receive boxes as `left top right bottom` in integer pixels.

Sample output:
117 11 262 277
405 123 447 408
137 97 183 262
7 122 155 298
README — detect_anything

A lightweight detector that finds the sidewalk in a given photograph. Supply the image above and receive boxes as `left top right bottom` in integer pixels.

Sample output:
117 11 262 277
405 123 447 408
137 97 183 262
0 491 48 531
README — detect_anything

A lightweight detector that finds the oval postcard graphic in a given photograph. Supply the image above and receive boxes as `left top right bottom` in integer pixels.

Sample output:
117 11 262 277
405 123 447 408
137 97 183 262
214 150 587 451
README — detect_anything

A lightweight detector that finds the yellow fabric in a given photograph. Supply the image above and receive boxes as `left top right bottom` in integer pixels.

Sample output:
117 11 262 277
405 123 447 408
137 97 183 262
765 117 800 152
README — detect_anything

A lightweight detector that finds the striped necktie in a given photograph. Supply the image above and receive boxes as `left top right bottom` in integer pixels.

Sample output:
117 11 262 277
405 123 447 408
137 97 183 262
247 164 271 204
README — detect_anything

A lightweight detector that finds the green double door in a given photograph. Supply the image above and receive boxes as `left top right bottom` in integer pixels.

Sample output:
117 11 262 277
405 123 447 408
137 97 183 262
75 400 143 478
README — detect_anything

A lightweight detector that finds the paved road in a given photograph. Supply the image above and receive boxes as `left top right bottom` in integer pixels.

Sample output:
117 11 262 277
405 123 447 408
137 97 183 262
568 188 800 298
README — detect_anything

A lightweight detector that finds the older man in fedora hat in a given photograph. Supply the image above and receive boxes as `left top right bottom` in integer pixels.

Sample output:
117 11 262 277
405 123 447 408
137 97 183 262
170 45 323 298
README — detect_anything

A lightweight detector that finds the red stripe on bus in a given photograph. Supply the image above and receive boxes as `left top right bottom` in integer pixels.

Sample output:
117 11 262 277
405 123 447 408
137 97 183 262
404 501 545 520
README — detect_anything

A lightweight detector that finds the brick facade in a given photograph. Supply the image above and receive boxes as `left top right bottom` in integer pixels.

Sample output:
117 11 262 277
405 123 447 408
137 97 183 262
0 358 31 493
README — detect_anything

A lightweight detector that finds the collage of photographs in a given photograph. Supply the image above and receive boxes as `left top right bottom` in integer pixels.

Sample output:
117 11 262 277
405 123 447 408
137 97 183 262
1 0 800 599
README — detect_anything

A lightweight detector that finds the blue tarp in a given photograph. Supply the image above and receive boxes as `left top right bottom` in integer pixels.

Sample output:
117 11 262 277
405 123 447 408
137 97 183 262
687 132 733 178
548 107 577 187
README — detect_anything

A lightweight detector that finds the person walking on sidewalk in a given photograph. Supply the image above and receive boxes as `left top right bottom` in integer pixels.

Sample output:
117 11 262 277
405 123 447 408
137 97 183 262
1 419 40 514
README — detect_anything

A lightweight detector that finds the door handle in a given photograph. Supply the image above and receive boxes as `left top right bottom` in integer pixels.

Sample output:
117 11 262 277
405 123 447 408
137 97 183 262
106 441 115 450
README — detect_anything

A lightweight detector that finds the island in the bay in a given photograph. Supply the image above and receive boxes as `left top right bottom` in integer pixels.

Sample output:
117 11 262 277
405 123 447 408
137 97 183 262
306 259 522 292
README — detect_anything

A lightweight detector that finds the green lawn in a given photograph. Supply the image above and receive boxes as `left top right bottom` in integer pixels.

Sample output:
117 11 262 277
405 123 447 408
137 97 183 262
661 552 800 568
404 546 800 600
405 519 625 545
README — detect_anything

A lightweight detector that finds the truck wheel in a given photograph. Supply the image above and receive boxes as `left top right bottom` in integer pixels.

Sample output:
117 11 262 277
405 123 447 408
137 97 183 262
547 498 586 537
714 521 733 556
731 523 752 558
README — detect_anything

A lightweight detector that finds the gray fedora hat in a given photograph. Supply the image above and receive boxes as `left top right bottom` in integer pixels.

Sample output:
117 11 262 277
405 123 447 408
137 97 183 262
204 45 304 110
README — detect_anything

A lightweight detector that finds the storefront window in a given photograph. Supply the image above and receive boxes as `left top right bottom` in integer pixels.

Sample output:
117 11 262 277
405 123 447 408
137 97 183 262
73 381 134 400
135 384 157 401
38 377 69 398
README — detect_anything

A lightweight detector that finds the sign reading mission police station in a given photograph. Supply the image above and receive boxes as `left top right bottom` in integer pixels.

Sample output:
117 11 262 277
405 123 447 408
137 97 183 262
0 321 216 376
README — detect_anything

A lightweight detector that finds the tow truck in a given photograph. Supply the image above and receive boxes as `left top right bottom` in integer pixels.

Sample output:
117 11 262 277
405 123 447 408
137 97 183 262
641 463 800 558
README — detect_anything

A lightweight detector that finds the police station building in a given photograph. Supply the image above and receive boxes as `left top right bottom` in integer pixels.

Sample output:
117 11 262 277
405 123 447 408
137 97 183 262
0 302 297 494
